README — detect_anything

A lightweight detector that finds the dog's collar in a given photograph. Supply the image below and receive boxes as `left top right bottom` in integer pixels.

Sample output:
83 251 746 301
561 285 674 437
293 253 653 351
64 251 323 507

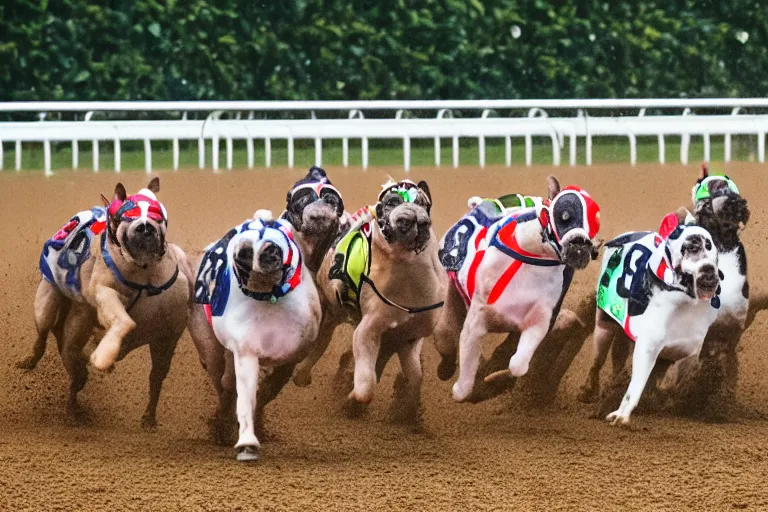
100 233 179 311
492 210 564 266
231 221 303 304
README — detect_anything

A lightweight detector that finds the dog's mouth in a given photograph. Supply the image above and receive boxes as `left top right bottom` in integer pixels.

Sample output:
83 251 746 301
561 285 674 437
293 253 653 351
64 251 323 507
299 203 341 239
559 231 594 270
693 264 720 301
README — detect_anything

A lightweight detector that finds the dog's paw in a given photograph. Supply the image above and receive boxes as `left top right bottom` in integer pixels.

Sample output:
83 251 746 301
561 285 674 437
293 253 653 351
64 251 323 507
606 410 631 427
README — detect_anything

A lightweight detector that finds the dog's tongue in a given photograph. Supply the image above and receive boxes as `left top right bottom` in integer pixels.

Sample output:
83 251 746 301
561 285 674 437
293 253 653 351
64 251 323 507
699 293 714 301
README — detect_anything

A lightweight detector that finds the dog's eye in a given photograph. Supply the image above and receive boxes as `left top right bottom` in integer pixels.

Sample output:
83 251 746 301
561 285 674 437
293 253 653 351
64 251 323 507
387 197 401 207
561 211 571 221
705 239 712 251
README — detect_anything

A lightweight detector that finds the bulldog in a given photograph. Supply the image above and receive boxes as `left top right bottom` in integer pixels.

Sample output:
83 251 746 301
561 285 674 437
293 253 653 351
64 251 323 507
18 178 192 430
187 166 345 444
290 179 446 423
441 176 602 403
193 213 322 461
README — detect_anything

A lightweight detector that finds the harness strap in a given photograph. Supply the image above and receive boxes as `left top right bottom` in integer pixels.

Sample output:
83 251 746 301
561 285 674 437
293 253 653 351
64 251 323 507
100 233 179 311
359 274 444 314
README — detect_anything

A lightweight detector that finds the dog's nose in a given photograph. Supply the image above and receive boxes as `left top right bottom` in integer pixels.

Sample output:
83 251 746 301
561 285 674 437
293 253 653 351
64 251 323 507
396 217 415 233
258 243 283 269
135 222 156 237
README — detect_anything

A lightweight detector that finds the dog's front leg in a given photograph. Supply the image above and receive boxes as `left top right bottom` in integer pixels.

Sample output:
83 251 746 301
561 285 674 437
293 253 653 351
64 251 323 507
452 303 488 402
89 286 137 371
233 351 260 461
606 341 661 427
349 317 382 404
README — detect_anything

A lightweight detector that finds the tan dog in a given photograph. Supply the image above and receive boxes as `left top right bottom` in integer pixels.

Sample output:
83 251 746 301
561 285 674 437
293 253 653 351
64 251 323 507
18 178 192 429
286 179 447 422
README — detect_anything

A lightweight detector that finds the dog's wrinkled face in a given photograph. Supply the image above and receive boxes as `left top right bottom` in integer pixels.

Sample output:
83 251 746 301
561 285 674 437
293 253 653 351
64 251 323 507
284 166 344 238
546 176 600 270
106 178 168 267
232 229 287 295
670 228 720 301
375 180 433 253
692 169 749 250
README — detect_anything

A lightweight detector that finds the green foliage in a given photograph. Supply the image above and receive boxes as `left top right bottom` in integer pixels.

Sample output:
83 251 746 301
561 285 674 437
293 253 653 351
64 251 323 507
1 0 766 102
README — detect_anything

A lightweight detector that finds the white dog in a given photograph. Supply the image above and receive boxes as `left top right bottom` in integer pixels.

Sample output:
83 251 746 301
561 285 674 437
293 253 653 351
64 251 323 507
592 224 721 426
193 212 321 461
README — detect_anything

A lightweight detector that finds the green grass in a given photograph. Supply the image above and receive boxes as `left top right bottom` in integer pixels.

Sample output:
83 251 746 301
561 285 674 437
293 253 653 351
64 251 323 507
2 135 763 173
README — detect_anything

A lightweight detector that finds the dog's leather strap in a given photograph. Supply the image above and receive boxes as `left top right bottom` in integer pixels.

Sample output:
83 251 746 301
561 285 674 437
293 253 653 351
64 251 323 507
359 274 444 314
100 234 179 312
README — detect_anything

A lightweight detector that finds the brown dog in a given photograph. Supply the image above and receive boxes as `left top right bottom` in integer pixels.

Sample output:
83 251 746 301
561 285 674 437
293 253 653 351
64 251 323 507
287 179 447 423
18 178 192 430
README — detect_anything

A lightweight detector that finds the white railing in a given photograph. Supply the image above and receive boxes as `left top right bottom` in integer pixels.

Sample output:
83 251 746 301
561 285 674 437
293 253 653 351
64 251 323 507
0 99 767 176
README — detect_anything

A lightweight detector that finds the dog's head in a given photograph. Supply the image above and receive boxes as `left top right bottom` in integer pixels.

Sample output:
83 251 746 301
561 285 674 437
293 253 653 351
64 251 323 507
102 177 168 267
544 176 601 270
691 163 749 248
231 219 296 296
375 179 433 253
283 166 344 238
666 225 721 301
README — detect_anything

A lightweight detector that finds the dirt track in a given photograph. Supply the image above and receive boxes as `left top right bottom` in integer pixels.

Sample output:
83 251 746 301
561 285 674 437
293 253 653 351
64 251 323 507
1 164 767 511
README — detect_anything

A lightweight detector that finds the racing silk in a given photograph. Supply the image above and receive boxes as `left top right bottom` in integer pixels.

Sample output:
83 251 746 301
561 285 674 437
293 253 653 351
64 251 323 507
194 218 302 322
329 205 375 309
39 207 108 300
596 230 719 341
440 199 562 307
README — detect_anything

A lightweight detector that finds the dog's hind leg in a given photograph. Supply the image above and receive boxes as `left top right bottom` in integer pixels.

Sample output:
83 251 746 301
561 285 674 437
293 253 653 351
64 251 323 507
58 303 96 416
432 285 467 381
141 338 179 432
17 281 64 370
255 362 295 441
578 310 619 403
391 338 424 426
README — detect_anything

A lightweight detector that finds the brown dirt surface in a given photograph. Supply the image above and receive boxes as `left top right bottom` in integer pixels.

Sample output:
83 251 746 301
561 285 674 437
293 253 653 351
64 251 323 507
1 163 768 511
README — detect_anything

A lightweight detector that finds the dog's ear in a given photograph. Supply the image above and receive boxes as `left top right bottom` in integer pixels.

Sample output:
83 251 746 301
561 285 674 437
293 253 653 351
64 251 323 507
114 183 127 201
700 162 709 180
147 177 160 194
375 202 384 219
547 176 561 200
417 180 432 205
100 194 111 207
307 165 328 183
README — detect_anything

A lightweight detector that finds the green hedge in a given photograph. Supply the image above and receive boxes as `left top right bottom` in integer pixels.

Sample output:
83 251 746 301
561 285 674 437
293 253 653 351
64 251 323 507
1 0 766 102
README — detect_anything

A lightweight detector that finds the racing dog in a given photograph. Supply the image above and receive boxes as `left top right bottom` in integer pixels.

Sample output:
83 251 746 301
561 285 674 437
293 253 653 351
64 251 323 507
187 166 345 444
444 176 601 403
289 179 445 423
589 224 721 426
193 212 321 461
578 165 753 420
434 191 593 405
18 178 191 429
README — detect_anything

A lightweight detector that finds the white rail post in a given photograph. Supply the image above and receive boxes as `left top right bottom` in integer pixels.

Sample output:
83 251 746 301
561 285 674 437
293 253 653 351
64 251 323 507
43 139 52 176
658 135 665 164
505 136 512 167
198 135 205 169
580 109 593 166
479 109 496 168
114 138 121 172
759 130 766 163
144 139 152 174
15 140 21 171
315 137 322 167
680 107 692 165
72 140 79 169
246 111 255 169
344 110 364 167
526 108 548 166
0 140 4 170
362 137 369 170
206 111 223 171
265 138 271 168
435 109 453 166
287 135 294 168
703 130 711 162
226 112 237 170
84 111 99 172
173 111 185 171
396 110 410 172
725 107 741 162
